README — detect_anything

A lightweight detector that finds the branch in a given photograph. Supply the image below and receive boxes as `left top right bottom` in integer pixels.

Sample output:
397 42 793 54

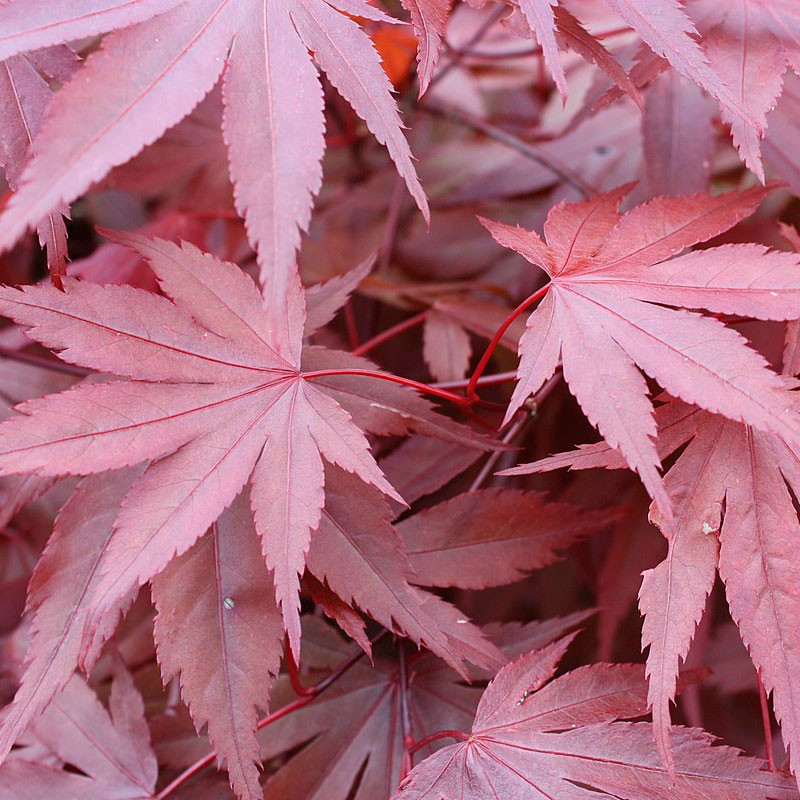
419 103 594 198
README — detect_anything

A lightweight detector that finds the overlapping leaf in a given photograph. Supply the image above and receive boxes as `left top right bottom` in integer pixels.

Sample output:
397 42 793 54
0 0 427 302
516 392 800 782
397 488 618 589
152 490 284 800
0 47 77 285
0 233 488 662
395 638 799 800
0 666 157 800
485 185 800 516
261 614 588 800
689 0 800 180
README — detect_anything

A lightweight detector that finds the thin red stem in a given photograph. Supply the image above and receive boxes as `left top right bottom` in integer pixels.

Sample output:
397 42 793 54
758 671 776 771
303 368 472 407
156 631 388 799
344 300 361 350
465 283 551 402
286 646 316 697
352 311 428 357
407 730 470 756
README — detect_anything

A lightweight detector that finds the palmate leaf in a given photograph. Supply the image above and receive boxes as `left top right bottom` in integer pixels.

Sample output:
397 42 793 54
0 665 157 800
485 185 800 517
260 614 589 800
0 0 428 310
515 394 800 782
0 233 495 666
395 639 799 800
689 0 800 180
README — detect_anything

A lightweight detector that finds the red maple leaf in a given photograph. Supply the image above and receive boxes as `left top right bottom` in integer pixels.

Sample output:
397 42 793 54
395 637 799 800
482 185 800 516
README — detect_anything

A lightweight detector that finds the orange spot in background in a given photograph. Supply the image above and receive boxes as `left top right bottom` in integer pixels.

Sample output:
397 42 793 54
372 26 417 89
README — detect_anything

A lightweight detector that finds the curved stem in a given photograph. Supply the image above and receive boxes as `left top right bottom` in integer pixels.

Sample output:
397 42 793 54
421 103 594 198
465 283 551 402
303 368 472 407
286 646 316 697
430 5 504 89
468 410 530 492
352 311 428 357
407 730 470 756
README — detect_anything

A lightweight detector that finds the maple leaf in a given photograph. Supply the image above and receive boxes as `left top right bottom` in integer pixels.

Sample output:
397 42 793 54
0 47 77 287
689 0 800 181
0 0 427 302
152 489 284 800
261 614 589 800
396 488 619 589
0 234 409 658
0 665 157 800
423 309 472 383
305 467 505 676
515 393 800 783
483 184 800 516
499 0 757 128
0 468 142 766
642 70 714 197
394 638 800 800
765 74 800 198
399 0 451 95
